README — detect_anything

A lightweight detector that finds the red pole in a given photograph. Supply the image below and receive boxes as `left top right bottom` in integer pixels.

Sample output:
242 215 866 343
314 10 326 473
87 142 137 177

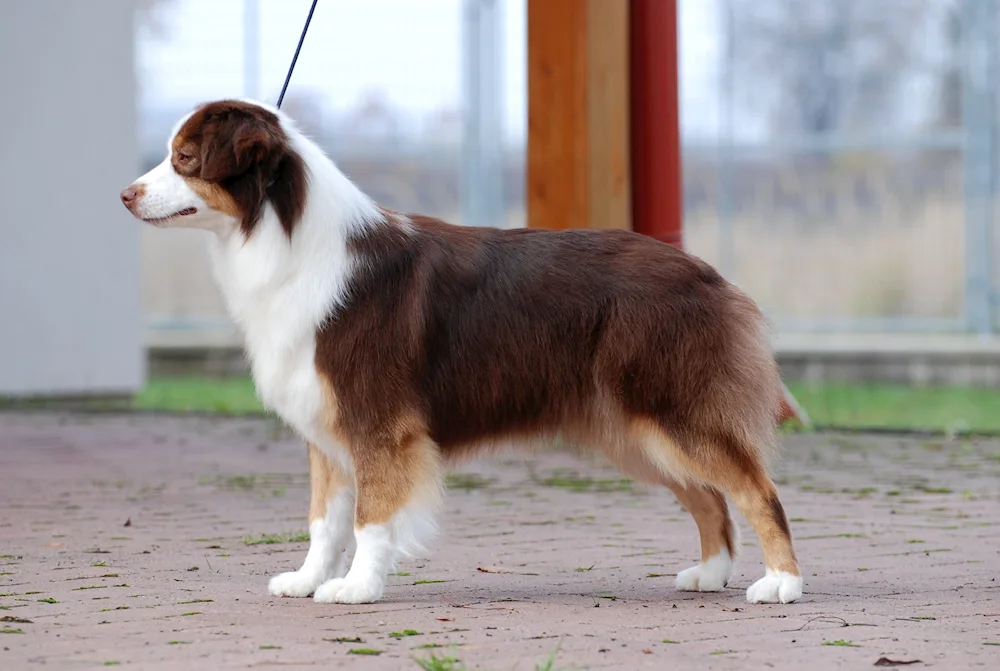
629 0 682 248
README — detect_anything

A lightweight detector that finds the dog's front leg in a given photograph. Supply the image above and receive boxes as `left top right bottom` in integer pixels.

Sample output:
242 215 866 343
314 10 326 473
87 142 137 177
269 442 355 597
313 430 441 604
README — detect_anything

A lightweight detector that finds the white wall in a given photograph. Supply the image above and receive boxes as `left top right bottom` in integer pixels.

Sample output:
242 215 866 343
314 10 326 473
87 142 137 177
0 0 144 396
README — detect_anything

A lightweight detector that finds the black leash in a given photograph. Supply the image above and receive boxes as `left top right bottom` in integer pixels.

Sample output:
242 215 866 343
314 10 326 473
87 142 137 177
276 0 319 109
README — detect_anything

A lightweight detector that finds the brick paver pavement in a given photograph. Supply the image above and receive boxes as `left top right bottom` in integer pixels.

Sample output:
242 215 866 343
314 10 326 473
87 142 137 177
1 412 998 670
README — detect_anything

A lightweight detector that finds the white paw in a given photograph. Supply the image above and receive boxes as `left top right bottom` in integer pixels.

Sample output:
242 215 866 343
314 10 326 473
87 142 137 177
313 575 385 604
746 570 803 604
675 551 733 592
268 569 326 598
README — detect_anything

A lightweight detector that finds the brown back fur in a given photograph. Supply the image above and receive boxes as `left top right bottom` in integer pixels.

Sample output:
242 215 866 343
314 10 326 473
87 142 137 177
315 214 783 478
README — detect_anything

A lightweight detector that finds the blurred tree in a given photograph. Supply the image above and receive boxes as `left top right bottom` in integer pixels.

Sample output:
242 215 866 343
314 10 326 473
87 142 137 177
728 0 954 135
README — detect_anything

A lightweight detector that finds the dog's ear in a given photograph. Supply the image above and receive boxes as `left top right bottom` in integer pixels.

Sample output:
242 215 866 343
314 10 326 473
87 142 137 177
267 150 308 237
200 117 275 182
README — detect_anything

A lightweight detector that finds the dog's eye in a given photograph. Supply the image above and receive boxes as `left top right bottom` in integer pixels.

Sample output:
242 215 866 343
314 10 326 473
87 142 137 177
177 153 192 162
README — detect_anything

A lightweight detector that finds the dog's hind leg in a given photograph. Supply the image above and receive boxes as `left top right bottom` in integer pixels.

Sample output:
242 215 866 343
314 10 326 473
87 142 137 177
665 481 738 593
678 433 801 603
631 423 802 603
598 438 738 593
726 467 802 603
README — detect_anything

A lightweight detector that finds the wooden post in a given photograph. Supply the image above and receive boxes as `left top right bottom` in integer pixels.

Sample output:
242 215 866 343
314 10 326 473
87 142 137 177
526 0 631 231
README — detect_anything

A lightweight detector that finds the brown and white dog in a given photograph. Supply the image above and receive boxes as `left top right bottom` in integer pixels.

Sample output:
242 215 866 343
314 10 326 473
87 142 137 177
120 99 802 605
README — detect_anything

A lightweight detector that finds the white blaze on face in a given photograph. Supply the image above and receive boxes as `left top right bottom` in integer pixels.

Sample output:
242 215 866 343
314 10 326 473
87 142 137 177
130 157 209 226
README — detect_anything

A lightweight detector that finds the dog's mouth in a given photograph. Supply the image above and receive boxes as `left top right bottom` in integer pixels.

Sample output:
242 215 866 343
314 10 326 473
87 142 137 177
142 207 197 225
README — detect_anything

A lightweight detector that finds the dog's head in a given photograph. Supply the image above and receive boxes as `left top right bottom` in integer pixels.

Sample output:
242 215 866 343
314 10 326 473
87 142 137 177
120 99 306 237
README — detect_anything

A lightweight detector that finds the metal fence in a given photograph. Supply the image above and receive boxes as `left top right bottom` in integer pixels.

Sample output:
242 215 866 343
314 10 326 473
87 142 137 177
684 0 997 335
137 0 999 341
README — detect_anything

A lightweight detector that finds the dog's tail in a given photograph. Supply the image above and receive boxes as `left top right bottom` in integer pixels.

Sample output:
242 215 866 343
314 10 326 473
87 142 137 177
777 383 810 428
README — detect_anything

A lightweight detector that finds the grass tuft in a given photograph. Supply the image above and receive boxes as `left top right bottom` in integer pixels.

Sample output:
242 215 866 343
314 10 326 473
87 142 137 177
416 654 466 670
445 473 495 491
242 531 309 546
537 474 633 493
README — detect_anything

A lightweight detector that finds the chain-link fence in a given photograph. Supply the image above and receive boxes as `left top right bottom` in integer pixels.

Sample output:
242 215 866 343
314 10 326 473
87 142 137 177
138 0 998 342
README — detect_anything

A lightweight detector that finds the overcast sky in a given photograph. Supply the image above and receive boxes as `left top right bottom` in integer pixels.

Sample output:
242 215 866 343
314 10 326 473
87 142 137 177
137 0 724 142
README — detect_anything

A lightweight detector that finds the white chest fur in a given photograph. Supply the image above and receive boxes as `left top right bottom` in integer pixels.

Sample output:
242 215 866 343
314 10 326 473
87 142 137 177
200 128 384 472
207 211 356 468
